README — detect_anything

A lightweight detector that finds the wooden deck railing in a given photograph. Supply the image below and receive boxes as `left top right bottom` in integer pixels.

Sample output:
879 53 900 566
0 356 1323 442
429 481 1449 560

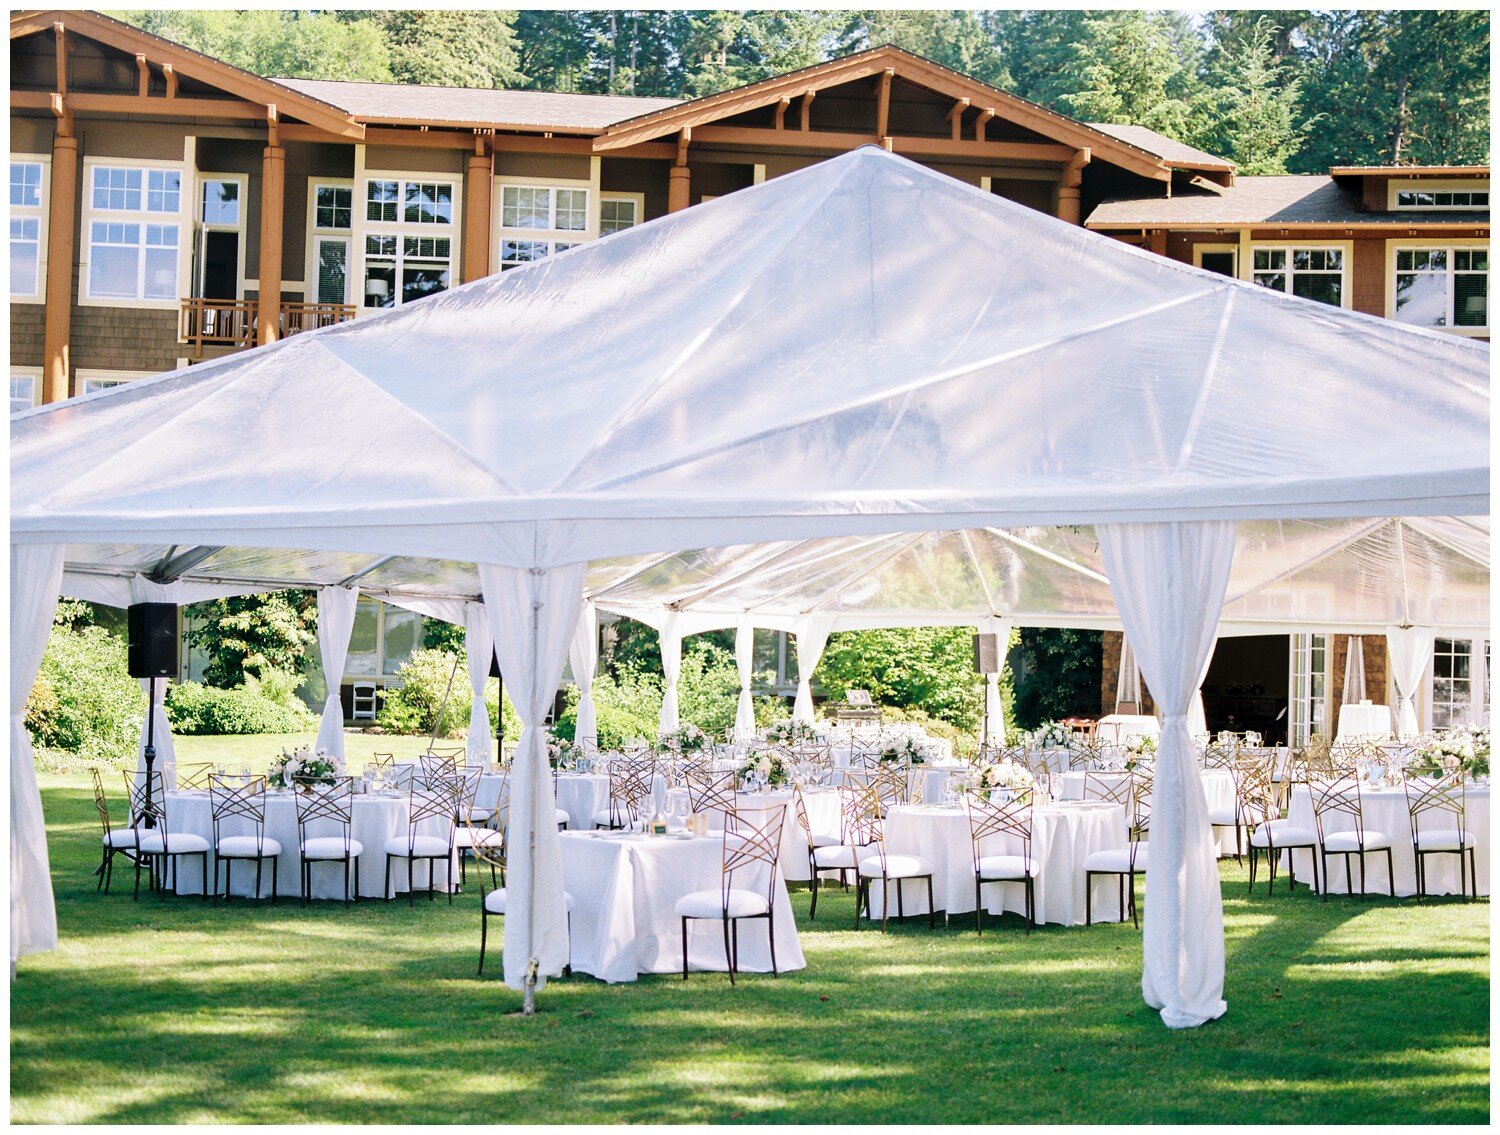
179 299 358 357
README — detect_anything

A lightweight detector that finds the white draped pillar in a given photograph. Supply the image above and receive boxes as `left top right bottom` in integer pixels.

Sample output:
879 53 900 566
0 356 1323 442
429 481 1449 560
127 576 179 786
568 600 599 751
657 612 683 734
313 586 359 759
792 615 835 724
980 616 1013 746
480 563 586 1006
463 602 495 766
1098 520 1237 1029
1116 634 1142 710
1187 690 1208 738
1387 625 1435 738
1342 635 1367 705
734 618 756 741
12 544 65 963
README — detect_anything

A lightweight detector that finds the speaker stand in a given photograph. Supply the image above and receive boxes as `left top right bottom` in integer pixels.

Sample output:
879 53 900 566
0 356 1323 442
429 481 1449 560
142 676 159 828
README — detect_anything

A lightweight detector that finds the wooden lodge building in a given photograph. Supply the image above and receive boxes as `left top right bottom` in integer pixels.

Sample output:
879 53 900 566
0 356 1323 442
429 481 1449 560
10 11 1490 737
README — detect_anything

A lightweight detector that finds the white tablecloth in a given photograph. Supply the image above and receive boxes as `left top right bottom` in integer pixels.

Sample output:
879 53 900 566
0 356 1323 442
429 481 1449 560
661 786 841 882
1056 768 1239 855
163 790 457 899
1335 703 1394 743
875 801 1129 924
1094 714 1160 746
559 830 805 982
1286 782 1490 896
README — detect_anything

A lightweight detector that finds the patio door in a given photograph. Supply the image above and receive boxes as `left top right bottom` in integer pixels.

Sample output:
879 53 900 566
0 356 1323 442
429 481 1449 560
314 237 350 305
1288 633 1330 745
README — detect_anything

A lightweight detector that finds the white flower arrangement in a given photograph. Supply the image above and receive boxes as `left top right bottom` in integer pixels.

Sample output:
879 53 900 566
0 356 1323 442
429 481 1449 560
1414 725 1490 778
764 720 822 745
546 734 581 768
1030 721 1072 749
269 745 344 789
658 723 709 753
878 736 926 764
743 748 790 786
971 757 1034 791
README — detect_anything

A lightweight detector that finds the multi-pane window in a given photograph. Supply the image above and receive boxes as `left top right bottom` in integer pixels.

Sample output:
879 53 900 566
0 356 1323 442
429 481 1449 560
10 371 38 414
1252 247 1343 307
499 239 577 268
1393 247 1488 331
1431 638 1473 729
500 185 588 232
345 597 424 677
366 179 399 223
11 161 44 298
85 165 182 301
1395 189 1489 209
363 234 452 307
91 167 179 213
600 197 639 236
200 179 240 226
403 181 452 224
315 185 352 230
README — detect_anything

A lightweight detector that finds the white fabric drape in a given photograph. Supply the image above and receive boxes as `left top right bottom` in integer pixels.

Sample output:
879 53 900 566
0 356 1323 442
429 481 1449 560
1097 520 1237 1030
568 600 600 751
1342 635 1367 705
980 616 1013 746
657 612 683 734
1116 635 1142 710
792 615 835 724
12 544 65 962
734 619 756 741
126 576 181 787
1387 625 1436 737
313 586 359 758
480 562 586 996
463 602 495 766
1188 690 1208 738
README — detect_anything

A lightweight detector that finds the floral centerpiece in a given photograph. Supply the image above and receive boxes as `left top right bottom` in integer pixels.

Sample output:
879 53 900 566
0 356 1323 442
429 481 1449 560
743 748 790 787
658 723 709 754
1412 725 1490 779
546 734 582 769
968 757 1034 793
1030 721 1072 749
878 736 926 765
269 745 344 790
765 720 822 745
1124 734 1156 769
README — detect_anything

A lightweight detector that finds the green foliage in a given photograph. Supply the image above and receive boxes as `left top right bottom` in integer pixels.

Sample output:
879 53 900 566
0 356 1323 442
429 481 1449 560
554 665 662 750
816 627 982 732
113 9 393 81
26 622 144 762
184 593 318 689
1197 17 1311 174
673 641 744 739
379 10 524 88
1057 11 1201 140
1013 628 1103 730
166 669 317 736
421 618 467 654
375 649 520 740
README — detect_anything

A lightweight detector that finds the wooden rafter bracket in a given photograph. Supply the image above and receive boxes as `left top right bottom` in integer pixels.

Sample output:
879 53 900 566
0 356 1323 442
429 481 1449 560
800 89 816 131
875 68 893 140
49 90 71 137
162 62 178 98
135 52 150 97
975 107 995 142
773 95 790 131
675 126 691 167
947 97 970 142
53 20 67 97
266 102 278 147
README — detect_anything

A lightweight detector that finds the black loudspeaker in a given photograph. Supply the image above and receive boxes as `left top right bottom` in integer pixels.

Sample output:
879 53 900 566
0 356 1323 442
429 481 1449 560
127 603 178 678
972 632 1000 675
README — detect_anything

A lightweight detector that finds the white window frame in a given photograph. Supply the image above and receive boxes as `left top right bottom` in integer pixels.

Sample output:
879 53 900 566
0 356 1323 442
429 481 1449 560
80 157 190 309
1289 632 1331 745
1386 241 1489 337
343 596 426 680
494 173 597 270
1388 178 1490 211
1425 636 1490 729
355 167 461 309
10 154 49 302
1248 241 1352 309
73 368 155 399
599 191 645 238
306 178 355 306
194 172 247 301
10 366 42 414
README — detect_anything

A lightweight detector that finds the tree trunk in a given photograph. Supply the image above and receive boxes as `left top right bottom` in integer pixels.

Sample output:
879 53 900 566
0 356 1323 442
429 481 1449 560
1392 72 1411 162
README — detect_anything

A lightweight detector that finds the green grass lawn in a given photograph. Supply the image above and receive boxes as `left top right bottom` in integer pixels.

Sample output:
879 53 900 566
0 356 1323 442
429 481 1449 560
11 753 1490 1124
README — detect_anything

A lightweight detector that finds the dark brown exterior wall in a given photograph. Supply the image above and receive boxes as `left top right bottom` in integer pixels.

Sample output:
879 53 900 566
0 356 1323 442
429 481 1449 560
11 305 44 367
1349 237 1386 317
1328 633 1390 730
600 157 670 222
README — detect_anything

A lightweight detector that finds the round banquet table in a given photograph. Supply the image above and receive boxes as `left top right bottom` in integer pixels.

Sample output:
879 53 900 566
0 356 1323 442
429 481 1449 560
874 800 1129 924
558 830 805 983
661 786 841 881
1057 768 1239 856
1285 781 1490 896
1334 702 1394 743
162 790 458 899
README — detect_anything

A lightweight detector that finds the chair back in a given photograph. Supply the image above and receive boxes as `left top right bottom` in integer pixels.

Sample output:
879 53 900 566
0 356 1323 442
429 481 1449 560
91 769 115 837
966 790 1033 875
123 770 163 833
1081 771 1132 808
871 762 913 808
836 783 882 849
1404 770 1466 847
295 776 356 850
403 780 458 853
686 769 738 824
177 762 215 790
419 753 459 780
1129 767 1153 841
603 756 655 827
1230 751 1278 828
1201 741 1236 769
722 803 787 910
1307 770 1369 846
209 774 272 853
848 734 882 769
790 782 816 843
1067 740 1104 771
371 752 397 770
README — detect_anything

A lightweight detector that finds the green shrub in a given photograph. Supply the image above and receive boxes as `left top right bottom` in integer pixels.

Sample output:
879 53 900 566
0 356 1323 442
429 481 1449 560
817 627 984 731
26 622 144 762
1013 628 1102 729
376 648 520 739
166 679 316 736
554 664 661 749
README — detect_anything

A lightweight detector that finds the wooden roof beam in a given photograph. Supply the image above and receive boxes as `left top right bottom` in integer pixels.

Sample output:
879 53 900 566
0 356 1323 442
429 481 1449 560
773 94 790 131
947 97 970 142
53 20 67 97
687 124 1074 163
135 52 149 97
976 107 995 142
876 67 893 142
800 88 816 131
14 89 269 121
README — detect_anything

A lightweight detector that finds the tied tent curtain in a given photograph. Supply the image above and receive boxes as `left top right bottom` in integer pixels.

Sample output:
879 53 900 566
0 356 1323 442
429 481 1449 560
657 612 683 734
1097 520 1237 1029
12 544 65 963
792 615 835 724
480 562 586 1000
463 602 495 766
1387 625 1436 737
313 586 360 759
568 600 599 751
980 616 1013 746
1342 635 1367 704
1117 635 1143 710
734 619 756 741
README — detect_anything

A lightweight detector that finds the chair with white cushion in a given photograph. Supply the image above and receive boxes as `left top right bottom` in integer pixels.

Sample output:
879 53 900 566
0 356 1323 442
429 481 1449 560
852 787 936 933
295 776 362 904
685 769 739 827
91 769 136 894
449 768 505 887
675 804 788 983
792 783 861 919
209 775 282 903
966 790 1039 935
123 770 210 900
1084 768 1151 927
1404 771 1477 900
472 821 575 978
1308 771 1394 899
594 756 654 830
1237 752 1319 895
384 780 458 904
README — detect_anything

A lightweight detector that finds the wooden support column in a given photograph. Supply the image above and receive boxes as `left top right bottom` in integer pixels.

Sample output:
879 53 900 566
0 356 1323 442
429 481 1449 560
257 106 285 345
1057 147 1091 226
668 128 691 213
463 136 493 282
42 23 75 404
876 68 893 145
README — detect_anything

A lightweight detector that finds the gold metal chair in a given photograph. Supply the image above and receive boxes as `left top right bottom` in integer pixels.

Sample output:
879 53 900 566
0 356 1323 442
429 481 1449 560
675 804 788 983
966 789 1037 934
1404 771 1477 900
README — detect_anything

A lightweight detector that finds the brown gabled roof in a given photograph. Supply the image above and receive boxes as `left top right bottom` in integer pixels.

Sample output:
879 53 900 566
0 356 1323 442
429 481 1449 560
10 9 364 138
595 44 1213 182
1087 175 1490 228
279 77 680 134
1085 123 1234 172
1329 165 1490 177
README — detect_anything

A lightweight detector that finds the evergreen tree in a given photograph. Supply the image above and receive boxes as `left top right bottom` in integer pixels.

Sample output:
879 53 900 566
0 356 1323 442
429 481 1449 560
1056 12 1199 139
378 10 525 89
1200 17 1310 173
115 10 392 81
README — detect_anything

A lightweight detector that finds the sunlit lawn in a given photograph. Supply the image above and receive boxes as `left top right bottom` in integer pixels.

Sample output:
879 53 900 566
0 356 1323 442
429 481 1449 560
11 740 1490 1124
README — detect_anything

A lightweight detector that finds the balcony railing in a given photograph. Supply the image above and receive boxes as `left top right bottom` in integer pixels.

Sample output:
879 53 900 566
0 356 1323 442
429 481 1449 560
179 298 358 357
